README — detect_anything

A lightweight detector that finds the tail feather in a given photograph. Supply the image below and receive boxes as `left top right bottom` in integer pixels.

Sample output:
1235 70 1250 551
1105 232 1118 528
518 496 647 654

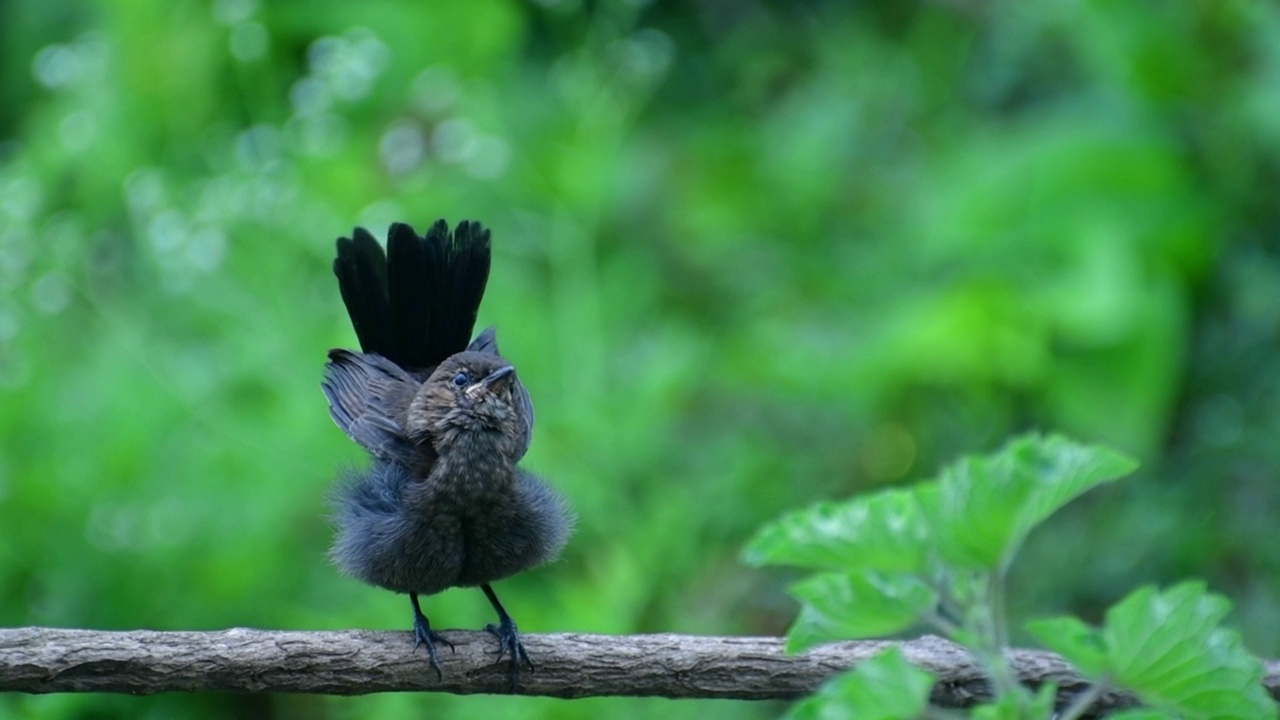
386 223 433 367
334 220 491 372
334 228 393 357
436 220 491 361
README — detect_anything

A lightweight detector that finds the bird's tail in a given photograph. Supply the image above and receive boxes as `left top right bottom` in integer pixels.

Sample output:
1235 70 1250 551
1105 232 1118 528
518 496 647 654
333 220 492 372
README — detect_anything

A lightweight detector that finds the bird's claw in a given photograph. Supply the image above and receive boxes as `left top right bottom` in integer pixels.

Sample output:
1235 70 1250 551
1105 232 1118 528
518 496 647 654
485 617 533 689
412 614 455 681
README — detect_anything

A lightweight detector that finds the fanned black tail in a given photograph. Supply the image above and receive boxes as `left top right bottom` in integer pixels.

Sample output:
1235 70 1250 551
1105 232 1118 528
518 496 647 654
333 220 492 372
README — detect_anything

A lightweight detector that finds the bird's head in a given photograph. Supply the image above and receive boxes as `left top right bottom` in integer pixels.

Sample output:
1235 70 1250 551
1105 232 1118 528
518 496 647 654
407 351 524 455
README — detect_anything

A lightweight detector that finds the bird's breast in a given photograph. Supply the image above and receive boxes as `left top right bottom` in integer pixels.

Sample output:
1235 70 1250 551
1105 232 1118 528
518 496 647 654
412 444 517 510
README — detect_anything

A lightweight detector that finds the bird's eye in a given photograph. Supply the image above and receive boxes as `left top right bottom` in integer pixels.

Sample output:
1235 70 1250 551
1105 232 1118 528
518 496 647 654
452 371 470 387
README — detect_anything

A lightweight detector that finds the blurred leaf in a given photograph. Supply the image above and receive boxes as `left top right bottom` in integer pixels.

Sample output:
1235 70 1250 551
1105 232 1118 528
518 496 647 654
786 572 937 651
919 434 1138 569
1109 711 1178 720
787 648 935 720
969 683 1056 720
743 487 930 573
1025 616 1107 677
1102 583 1274 719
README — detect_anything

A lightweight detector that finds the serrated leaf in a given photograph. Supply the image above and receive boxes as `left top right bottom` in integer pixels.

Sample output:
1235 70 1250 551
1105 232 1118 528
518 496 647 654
788 648 935 720
787 572 938 651
918 434 1137 569
1101 582 1275 719
1026 615 1108 677
743 487 930 573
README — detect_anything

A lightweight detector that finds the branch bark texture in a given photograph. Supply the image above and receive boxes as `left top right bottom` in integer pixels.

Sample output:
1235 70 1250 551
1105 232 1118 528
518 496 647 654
3 627 1278 712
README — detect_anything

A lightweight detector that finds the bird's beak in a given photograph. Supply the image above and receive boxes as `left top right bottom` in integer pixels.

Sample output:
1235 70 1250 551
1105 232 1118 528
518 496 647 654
466 366 515 399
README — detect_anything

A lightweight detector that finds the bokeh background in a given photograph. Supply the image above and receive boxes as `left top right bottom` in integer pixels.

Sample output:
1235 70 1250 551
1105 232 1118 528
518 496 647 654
2 0 1279 717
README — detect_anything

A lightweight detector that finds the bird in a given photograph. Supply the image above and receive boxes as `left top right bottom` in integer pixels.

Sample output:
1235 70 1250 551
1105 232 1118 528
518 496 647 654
320 219 573 686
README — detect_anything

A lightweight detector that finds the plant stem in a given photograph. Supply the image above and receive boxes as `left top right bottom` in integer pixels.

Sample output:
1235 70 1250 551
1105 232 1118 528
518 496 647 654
980 567 1020 698
1057 682 1107 720
920 608 962 638
991 564 1009 652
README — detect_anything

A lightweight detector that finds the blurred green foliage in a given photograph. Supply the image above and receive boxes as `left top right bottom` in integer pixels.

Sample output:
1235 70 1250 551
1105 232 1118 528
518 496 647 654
1 0 1278 718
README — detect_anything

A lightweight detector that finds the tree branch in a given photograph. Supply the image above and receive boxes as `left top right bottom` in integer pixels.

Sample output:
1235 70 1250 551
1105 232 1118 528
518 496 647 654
3 627 1277 713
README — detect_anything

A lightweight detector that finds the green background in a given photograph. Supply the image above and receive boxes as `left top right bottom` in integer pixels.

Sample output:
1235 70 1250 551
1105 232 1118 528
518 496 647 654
2 0 1278 717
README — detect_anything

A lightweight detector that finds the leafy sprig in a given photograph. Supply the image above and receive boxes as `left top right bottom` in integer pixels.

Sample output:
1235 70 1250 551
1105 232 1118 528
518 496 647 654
745 434 1273 719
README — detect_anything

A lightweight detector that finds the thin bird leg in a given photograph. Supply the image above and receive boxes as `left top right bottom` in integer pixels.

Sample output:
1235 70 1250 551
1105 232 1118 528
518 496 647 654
481 583 533 688
410 592 454 680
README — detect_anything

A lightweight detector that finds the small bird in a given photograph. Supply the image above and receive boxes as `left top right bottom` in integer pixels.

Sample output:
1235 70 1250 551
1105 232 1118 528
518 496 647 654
321 219 573 685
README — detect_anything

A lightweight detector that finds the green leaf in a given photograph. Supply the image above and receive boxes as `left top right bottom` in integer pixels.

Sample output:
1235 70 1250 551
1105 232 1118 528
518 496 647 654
1026 615 1108 677
970 683 1056 720
1109 711 1179 720
918 434 1137 569
787 572 938 651
743 487 930 573
1102 582 1275 719
788 647 935 720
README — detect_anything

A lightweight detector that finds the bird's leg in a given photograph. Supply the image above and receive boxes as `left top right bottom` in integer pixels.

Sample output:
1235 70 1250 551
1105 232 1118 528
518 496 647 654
481 583 533 689
410 592 454 680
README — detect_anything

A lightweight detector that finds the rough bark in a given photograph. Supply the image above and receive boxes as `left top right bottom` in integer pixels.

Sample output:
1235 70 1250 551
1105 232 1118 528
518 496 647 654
2 627 1276 713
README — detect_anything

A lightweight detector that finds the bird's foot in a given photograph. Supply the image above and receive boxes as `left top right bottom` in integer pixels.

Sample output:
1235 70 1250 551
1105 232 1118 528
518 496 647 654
412 613 455 680
484 616 533 689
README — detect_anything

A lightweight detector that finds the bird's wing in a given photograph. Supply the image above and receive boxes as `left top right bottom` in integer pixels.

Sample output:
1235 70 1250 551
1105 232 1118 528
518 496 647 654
468 326 536 461
466 325 502 355
322 349 430 466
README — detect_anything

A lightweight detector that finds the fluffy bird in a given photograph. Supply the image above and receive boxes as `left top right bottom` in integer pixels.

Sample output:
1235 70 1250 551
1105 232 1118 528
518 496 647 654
321 219 573 684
